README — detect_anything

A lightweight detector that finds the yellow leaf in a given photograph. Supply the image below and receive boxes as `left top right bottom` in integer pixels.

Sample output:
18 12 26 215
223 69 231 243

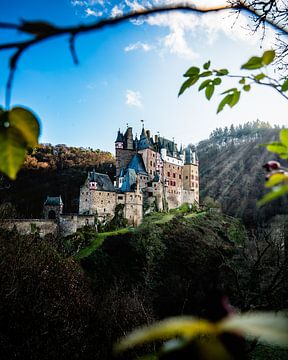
115 316 218 352
265 173 288 188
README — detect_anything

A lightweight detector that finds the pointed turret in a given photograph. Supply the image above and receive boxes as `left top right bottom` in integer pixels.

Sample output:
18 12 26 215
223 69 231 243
115 129 124 149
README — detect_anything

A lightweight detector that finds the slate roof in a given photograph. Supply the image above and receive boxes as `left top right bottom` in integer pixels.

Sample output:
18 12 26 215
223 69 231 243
184 146 198 164
127 154 148 175
158 137 181 159
115 129 124 143
88 170 115 191
120 168 137 192
44 196 63 206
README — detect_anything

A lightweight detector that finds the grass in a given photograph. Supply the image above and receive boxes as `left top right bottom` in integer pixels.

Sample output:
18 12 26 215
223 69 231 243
75 227 131 260
184 210 206 219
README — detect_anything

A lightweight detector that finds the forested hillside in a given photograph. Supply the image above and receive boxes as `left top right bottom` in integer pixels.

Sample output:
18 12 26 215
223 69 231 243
197 121 288 225
0 144 115 217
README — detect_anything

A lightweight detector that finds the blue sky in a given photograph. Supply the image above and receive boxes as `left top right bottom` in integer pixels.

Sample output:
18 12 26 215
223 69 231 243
1 0 288 153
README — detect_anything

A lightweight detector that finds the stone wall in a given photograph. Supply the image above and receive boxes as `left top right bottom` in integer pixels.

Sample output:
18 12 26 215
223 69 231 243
59 214 95 236
0 219 58 237
79 181 116 218
182 189 195 205
183 164 199 203
123 191 143 226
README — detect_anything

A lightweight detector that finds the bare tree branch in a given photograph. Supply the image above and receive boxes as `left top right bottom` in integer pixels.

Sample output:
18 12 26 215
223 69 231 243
1 1 288 107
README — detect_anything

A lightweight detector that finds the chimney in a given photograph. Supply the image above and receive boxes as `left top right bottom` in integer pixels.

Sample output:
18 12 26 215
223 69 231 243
146 130 150 140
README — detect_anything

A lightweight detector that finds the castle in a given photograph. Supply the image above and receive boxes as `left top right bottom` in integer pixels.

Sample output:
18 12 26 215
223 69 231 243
1 126 199 237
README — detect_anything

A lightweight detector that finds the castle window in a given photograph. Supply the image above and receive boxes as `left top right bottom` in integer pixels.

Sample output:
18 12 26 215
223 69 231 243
118 196 123 200
148 192 153 197
173 173 176 178
101 200 103 204
186 176 188 180
107 193 110 196
150 161 152 166
179 174 182 179
167 171 170 177
191 175 194 180
104 208 106 212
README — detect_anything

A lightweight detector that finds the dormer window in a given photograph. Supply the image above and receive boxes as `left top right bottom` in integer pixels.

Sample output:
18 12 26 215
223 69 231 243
89 181 97 190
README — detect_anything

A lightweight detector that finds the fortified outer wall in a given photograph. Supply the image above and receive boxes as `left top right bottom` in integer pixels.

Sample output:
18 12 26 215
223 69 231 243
59 214 95 236
0 219 58 237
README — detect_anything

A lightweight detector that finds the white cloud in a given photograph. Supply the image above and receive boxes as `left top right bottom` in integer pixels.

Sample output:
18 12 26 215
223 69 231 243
111 5 124 17
85 7 103 17
124 41 153 52
71 0 86 6
71 0 277 57
126 90 143 107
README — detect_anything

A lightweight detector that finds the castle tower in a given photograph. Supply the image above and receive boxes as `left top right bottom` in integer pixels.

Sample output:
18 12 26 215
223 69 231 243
43 196 63 221
123 177 143 226
183 146 199 203
115 127 137 187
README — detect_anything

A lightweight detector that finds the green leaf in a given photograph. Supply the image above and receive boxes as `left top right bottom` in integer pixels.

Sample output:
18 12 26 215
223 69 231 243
203 61 211 70
216 69 229 76
229 91 241 107
183 66 200 77
258 185 288 206
281 79 288 92
262 50 275 65
221 312 288 347
178 76 199 96
205 84 215 100
280 128 288 147
114 316 217 352
221 88 238 95
239 78 246 84
265 173 288 188
200 71 213 77
198 79 211 91
243 84 251 92
0 107 40 180
266 143 287 155
254 73 266 81
9 107 40 147
241 56 263 70
0 126 27 180
217 94 233 113
213 77 222 85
